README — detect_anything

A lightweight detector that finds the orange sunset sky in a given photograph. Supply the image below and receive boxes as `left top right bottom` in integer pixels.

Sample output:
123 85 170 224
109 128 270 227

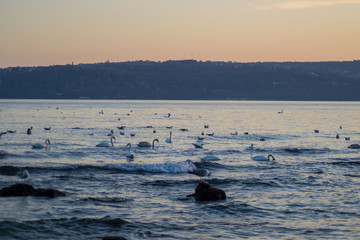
1 0 360 68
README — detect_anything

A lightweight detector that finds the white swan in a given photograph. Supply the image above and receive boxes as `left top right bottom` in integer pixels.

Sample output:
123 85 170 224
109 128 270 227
32 139 51 149
125 143 135 159
138 139 159 149
96 136 116 147
252 154 276 161
165 131 172 143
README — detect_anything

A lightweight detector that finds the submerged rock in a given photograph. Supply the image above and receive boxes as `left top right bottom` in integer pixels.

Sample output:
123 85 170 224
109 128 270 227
188 182 226 201
0 183 66 197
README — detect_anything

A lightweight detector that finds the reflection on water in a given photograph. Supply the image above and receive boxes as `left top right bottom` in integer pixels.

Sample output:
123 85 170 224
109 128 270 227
0 100 359 239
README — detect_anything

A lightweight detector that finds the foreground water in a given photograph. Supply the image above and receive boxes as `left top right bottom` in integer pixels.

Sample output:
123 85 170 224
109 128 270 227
0 100 359 239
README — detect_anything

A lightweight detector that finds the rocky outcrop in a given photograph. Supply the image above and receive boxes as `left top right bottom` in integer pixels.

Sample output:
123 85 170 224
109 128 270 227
188 182 226 201
0 183 66 197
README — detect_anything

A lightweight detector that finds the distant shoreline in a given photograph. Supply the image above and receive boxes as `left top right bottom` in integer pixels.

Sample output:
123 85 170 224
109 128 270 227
1 60 359 101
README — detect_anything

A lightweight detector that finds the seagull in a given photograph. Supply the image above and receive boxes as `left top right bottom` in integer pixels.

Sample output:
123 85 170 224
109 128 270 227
17 170 29 179
189 168 211 180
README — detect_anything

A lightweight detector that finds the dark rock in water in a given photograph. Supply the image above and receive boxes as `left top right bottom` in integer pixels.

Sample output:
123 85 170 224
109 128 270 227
188 182 226 201
34 188 66 197
102 236 127 240
0 183 66 197
102 237 127 240
0 183 36 197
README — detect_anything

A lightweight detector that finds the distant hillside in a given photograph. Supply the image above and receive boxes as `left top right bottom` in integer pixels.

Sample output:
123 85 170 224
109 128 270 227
1 60 360 100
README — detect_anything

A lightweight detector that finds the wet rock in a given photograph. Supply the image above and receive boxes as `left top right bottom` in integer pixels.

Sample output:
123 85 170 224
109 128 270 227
102 236 127 240
0 183 35 196
188 182 226 201
0 183 66 197
34 188 66 197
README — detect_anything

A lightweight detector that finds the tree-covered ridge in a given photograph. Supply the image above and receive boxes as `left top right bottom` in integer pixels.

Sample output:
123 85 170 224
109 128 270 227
1 60 359 100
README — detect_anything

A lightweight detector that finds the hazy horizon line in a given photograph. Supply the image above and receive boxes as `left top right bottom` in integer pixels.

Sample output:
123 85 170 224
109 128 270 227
2 58 360 69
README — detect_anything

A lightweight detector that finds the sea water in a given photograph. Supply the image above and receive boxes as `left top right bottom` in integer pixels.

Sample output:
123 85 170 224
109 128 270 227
0 100 359 239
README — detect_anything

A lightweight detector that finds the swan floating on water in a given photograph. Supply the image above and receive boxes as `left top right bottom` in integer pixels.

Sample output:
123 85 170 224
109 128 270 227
96 136 115 147
32 139 51 149
252 154 276 161
138 139 159 149
125 143 135 159
165 131 172 143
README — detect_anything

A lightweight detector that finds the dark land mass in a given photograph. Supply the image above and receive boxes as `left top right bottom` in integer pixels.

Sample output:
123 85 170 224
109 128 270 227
1 60 359 101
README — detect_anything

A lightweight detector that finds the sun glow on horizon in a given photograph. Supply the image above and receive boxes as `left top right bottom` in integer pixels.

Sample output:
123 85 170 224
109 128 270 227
1 0 360 68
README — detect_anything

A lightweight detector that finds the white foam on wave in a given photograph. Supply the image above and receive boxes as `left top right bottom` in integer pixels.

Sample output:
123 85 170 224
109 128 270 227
108 160 197 173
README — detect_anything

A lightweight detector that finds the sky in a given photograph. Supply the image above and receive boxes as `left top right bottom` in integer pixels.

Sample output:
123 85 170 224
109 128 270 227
1 0 360 67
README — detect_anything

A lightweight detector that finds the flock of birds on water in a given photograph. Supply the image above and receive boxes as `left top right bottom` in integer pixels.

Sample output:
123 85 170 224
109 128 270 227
1 109 360 181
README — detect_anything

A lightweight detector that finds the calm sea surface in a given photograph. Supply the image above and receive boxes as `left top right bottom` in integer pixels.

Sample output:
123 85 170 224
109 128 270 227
0 100 359 239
